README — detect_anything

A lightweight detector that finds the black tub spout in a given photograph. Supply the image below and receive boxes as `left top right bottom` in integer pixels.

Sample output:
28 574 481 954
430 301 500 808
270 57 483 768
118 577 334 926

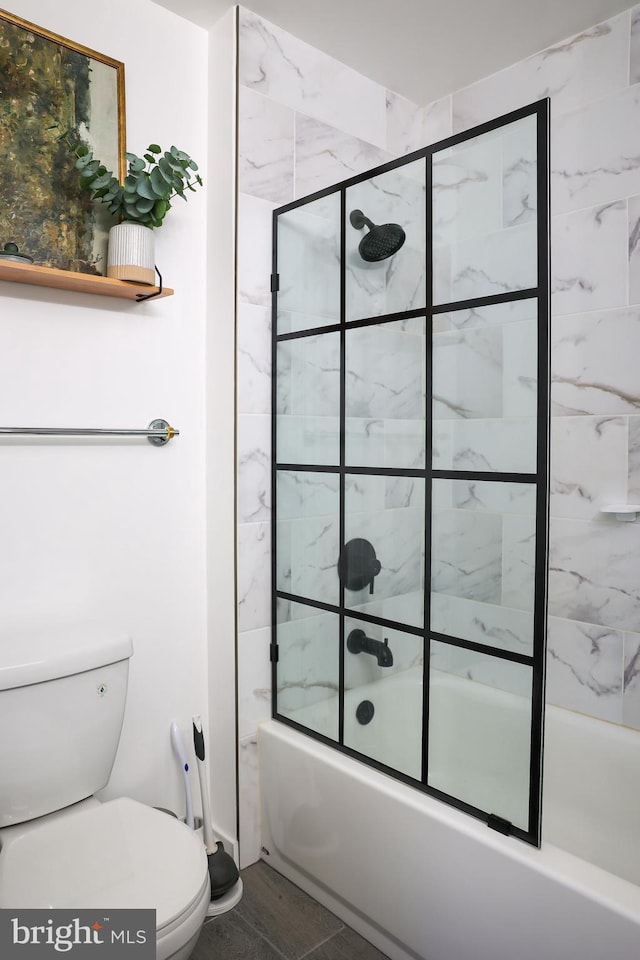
346 629 394 667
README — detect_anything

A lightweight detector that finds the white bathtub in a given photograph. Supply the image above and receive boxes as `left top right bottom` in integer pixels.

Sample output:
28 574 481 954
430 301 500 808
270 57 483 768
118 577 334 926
259 668 640 960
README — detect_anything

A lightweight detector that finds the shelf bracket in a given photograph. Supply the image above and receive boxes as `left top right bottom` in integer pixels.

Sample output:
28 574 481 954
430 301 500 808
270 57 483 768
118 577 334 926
135 266 164 302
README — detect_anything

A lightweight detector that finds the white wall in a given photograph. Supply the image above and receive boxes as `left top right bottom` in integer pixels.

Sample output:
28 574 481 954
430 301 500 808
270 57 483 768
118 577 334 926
206 6 239 845
0 0 214 823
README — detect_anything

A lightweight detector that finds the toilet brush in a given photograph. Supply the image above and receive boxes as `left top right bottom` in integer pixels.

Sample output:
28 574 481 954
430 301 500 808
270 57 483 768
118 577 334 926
192 715 240 900
170 720 194 829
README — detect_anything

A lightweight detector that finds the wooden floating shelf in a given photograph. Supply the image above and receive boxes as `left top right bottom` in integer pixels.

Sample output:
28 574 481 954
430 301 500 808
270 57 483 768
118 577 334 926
0 260 173 301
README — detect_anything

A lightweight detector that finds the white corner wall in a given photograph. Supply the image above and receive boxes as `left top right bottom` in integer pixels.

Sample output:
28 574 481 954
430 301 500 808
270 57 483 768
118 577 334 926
206 5 239 846
0 0 213 821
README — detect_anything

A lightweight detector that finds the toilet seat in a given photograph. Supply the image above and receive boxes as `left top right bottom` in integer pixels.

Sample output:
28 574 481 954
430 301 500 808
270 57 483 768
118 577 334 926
0 797 209 934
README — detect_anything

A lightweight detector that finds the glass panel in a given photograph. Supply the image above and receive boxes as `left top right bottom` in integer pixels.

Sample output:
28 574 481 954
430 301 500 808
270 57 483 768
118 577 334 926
345 159 426 321
432 298 537 474
343 617 423 777
346 318 426 468
277 333 340 466
431 479 536 657
429 642 532 830
343 474 424 628
433 114 537 305
277 470 340 607
277 601 339 740
277 192 341 335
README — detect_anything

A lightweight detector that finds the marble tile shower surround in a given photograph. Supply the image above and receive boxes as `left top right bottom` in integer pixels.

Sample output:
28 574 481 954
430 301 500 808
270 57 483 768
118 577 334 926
235 3 640 864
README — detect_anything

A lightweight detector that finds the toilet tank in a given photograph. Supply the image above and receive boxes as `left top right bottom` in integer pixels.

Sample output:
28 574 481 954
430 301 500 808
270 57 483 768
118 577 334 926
0 624 133 827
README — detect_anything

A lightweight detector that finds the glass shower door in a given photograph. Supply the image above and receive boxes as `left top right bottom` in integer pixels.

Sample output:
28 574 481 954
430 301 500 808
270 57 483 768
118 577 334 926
271 99 549 846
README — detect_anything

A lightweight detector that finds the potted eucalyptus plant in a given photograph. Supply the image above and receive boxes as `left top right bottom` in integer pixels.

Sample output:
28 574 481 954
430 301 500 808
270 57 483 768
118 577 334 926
58 130 203 284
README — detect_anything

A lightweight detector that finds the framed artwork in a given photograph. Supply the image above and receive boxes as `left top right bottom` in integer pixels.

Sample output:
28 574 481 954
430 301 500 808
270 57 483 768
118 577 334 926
0 8 125 274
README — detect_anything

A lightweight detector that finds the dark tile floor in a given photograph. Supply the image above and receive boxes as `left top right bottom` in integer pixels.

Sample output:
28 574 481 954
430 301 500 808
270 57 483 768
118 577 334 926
193 860 391 960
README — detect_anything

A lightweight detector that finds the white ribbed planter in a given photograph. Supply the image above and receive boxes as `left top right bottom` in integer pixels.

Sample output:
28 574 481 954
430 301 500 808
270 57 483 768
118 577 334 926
107 222 155 285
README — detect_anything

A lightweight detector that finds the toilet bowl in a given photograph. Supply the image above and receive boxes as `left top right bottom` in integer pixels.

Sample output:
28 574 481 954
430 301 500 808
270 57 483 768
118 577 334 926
0 624 219 960
0 797 210 960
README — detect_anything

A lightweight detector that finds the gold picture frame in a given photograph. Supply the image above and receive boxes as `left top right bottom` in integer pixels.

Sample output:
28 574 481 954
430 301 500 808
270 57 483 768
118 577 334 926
0 8 126 274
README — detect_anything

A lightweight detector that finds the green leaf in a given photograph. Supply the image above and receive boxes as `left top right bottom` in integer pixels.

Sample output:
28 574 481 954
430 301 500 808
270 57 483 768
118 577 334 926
150 166 171 197
123 175 138 193
135 177 157 201
76 144 89 158
135 197 155 214
90 171 113 190
80 160 101 179
163 153 185 174
126 153 146 172
147 143 161 154
188 159 198 171
153 199 169 223
157 157 175 182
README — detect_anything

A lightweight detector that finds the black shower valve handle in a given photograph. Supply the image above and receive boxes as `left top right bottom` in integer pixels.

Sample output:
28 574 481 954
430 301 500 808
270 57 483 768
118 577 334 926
369 557 381 594
338 538 382 593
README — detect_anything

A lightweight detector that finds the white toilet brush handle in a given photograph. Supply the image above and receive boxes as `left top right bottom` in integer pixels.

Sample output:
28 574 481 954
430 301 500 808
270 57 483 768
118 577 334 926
170 720 194 830
192 715 216 853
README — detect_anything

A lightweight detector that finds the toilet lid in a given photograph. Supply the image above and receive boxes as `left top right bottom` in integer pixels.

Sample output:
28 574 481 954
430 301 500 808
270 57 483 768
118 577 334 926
0 798 208 931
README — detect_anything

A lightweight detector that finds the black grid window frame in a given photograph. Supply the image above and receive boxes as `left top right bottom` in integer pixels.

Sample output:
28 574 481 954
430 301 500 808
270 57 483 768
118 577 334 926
270 99 550 847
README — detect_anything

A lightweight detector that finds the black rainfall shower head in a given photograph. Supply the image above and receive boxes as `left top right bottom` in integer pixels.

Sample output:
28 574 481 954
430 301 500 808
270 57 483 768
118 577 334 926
349 209 406 262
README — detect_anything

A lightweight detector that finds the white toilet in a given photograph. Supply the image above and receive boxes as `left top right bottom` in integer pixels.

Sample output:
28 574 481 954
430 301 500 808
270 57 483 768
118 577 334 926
0 624 211 960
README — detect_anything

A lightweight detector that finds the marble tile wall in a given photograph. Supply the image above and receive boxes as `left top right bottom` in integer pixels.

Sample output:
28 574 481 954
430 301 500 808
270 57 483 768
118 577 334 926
235 5 439 866
235 3 640 865
446 6 640 732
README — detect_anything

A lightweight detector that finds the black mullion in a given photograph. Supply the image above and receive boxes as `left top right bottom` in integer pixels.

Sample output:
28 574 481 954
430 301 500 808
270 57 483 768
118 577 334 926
338 187 347 748
273 99 545 220
432 287 538 315
275 591 424 638
276 591 340 615
431 469 537 483
271 209 279 720
276 463 340 474
528 98 551 845
277 321 342 343
423 152 433 787
430 631 533 666
277 291 541 346
345 465 426 478
276 463 538 483
276 290 538 343
275 309 426 344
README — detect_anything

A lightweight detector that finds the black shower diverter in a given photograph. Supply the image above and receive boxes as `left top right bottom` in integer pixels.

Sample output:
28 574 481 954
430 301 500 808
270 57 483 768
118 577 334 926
337 538 381 594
